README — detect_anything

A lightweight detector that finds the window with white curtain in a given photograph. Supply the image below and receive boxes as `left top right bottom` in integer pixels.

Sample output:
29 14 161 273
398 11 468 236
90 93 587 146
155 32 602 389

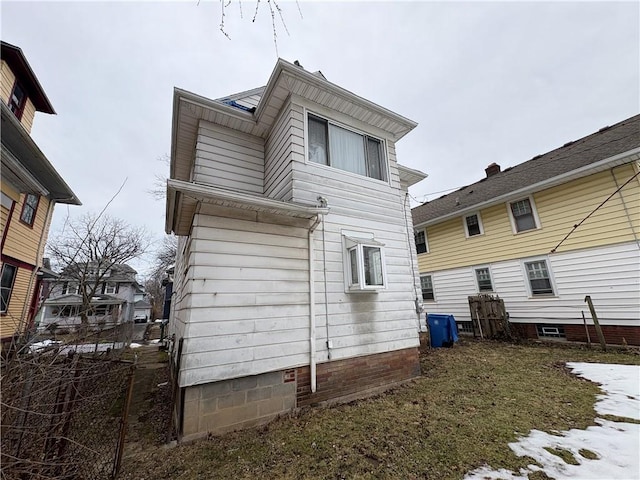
308 113 387 181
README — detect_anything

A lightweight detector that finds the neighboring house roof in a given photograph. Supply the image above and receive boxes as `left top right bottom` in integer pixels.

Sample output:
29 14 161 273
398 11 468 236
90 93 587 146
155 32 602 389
134 299 152 309
44 294 124 306
413 115 640 227
1 41 55 114
57 263 137 282
1 102 81 204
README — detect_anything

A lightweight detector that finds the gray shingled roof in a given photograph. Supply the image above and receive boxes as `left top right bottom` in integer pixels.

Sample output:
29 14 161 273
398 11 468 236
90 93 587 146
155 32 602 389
412 115 640 226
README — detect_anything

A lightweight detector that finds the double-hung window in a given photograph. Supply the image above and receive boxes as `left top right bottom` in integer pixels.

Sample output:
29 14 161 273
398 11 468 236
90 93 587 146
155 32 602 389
344 234 386 291
20 194 39 227
464 213 483 237
509 198 538 232
420 274 434 301
104 282 117 294
415 229 428 254
308 113 387 181
524 259 554 296
61 282 80 295
1 264 18 313
474 267 493 292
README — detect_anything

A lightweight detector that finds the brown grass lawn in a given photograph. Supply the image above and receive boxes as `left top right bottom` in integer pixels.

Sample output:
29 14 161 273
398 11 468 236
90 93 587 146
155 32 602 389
119 339 639 480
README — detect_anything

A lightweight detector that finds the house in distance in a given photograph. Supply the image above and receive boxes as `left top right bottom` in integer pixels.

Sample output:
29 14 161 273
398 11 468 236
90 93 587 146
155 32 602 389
165 59 427 441
412 115 640 345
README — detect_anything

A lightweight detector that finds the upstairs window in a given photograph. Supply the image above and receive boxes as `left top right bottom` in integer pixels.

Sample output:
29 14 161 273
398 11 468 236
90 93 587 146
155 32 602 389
524 259 554 296
344 234 386 291
61 282 80 295
509 198 538 232
103 282 118 294
308 113 387 181
20 194 39 227
8 81 26 120
420 274 434 301
464 213 484 237
474 267 493 292
415 229 428 254
1 264 18 313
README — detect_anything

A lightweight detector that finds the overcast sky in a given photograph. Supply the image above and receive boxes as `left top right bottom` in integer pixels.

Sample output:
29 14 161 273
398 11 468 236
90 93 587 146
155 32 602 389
2 1 638 276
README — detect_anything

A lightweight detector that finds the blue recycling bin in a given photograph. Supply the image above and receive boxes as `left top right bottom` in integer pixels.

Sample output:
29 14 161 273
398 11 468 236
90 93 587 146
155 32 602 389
427 314 459 348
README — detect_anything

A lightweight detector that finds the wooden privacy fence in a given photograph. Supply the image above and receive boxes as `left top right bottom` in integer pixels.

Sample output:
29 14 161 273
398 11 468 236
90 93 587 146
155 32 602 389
1 351 135 479
468 294 510 339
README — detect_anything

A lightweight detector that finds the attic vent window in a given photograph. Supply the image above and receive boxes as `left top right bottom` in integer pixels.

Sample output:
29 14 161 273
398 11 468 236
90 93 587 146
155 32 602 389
8 81 26 120
308 113 387 182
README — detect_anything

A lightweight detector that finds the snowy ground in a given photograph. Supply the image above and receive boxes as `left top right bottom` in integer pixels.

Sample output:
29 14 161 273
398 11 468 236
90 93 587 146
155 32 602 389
465 362 640 480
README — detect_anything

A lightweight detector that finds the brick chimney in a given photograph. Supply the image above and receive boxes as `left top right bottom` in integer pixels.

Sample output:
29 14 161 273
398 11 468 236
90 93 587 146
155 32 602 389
485 163 501 177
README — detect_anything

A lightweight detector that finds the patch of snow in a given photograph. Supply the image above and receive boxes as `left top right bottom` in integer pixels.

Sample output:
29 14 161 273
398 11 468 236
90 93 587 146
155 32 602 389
28 339 61 353
149 339 161 344
465 363 640 480
129 342 143 348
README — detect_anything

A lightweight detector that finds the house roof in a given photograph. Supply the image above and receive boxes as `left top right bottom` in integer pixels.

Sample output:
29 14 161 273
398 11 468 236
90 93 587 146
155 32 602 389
412 115 640 227
134 299 152 309
1 102 81 204
44 294 124 306
1 41 55 114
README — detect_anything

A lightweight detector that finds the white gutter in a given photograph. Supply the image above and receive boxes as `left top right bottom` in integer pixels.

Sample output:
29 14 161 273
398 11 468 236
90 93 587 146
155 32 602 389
414 148 640 228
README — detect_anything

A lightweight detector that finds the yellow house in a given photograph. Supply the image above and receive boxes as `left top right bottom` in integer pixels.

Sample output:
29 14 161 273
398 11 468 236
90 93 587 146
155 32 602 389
1 41 80 349
412 115 640 345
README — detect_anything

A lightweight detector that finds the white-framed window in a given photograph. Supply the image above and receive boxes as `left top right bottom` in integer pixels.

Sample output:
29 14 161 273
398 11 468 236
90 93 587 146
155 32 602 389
536 324 566 339
104 282 117 294
464 213 484 237
307 112 388 181
508 197 540 233
61 282 80 295
474 266 493 292
420 274 435 301
523 258 555 296
343 233 386 291
415 229 428 254
1 263 18 313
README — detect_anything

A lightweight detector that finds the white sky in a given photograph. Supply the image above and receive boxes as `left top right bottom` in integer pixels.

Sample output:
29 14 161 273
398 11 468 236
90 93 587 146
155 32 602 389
2 1 638 276
466 362 640 480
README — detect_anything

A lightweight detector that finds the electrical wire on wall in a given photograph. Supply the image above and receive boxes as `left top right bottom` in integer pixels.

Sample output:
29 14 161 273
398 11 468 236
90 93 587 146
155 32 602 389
403 192 424 331
550 168 640 254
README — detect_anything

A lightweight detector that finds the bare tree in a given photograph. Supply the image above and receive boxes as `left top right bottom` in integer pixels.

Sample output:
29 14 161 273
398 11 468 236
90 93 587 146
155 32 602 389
47 213 150 330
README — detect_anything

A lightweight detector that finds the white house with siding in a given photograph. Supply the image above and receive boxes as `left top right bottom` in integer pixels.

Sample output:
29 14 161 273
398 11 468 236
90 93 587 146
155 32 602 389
164 59 427 440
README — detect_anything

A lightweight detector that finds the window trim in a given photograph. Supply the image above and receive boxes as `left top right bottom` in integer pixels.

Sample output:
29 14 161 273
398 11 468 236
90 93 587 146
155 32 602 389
104 282 117 294
19 193 40 227
1 263 18 314
415 228 429 254
463 212 484 238
305 109 390 183
507 196 541 234
521 257 556 298
420 273 435 302
342 232 387 292
473 265 494 293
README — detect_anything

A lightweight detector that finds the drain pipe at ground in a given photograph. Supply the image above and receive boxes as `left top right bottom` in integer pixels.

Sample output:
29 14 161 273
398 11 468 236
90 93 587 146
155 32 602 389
308 213 322 393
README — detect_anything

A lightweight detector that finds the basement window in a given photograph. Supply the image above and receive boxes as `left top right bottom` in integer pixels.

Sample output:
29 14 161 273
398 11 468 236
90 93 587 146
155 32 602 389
536 324 566 339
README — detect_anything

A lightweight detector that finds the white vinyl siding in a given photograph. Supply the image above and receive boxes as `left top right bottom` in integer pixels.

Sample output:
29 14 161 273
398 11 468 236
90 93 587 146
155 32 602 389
420 242 639 326
193 120 264 194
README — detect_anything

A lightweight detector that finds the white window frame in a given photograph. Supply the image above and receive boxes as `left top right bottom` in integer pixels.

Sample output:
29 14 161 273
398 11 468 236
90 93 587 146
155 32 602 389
415 228 429 254
521 257 557 297
61 282 80 295
1 263 18 314
463 212 484 238
420 274 435 302
104 282 117 294
342 231 387 292
305 109 390 183
507 196 541 234
473 266 494 292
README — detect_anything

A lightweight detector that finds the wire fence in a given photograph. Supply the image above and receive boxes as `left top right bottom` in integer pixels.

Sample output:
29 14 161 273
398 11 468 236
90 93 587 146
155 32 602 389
1 349 135 480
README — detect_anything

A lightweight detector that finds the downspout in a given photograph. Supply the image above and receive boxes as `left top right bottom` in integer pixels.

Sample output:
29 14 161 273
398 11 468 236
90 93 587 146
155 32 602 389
308 214 322 393
610 166 640 250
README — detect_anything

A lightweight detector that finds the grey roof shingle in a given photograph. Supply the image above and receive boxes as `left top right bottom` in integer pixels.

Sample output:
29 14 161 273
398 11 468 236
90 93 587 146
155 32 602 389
412 115 640 226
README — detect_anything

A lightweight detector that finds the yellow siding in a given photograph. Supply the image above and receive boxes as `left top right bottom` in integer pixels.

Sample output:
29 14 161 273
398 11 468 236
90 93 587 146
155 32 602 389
1 179 20 202
2 194 51 267
0 265 34 338
0 60 15 105
0 60 36 134
419 163 640 272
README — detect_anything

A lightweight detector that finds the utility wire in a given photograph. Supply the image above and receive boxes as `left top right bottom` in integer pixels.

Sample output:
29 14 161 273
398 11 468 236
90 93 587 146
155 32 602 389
550 169 640 253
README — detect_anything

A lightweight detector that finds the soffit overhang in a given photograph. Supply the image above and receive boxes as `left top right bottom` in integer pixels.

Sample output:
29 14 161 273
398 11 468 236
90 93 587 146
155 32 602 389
165 178 330 236
169 59 418 186
1 102 81 204
414 148 640 229
398 164 428 188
